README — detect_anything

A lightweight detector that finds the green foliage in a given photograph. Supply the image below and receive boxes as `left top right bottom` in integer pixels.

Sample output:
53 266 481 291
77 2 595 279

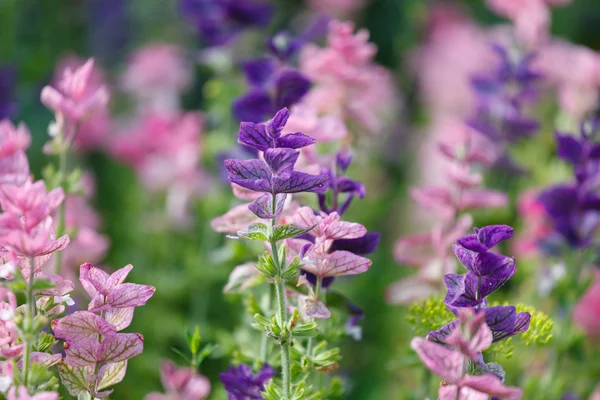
406 297 455 335
515 304 554 347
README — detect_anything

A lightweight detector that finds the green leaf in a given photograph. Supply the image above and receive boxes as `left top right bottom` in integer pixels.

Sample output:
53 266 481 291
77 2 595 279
188 325 202 356
227 223 269 241
255 253 278 278
196 344 218 366
292 322 319 337
57 362 91 397
31 278 56 291
271 224 315 241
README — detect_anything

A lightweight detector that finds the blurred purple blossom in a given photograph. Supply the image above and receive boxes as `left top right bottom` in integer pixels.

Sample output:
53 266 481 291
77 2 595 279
180 0 273 47
220 363 275 400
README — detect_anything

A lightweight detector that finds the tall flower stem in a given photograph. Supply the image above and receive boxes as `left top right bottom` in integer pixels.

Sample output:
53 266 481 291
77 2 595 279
22 256 36 388
270 209 291 400
53 148 67 274
259 285 273 363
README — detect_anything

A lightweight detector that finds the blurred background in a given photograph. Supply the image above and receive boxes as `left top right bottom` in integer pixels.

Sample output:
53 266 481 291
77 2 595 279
2 0 600 398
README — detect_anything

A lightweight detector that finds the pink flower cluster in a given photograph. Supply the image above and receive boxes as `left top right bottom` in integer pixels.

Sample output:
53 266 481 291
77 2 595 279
387 128 507 304
110 43 208 224
412 311 522 400
145 360 211 400
291 20 397 139
41 58 109 153
52 263 155 398
47 57 111 151
487 0 572 46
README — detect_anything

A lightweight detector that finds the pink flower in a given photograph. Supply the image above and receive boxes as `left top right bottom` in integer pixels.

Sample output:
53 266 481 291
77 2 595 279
7 387 58 400
41 59 109 124
0 121 31 158
0 361 12 392
290 207 371 278
0 216 69 261
0 181 64 230
111 112 206 193
513 189 552 258
49 56 111 151
573 270 600 340
80 263 155 313
121 43 192 113
411 314 522 400
145 360 211 400
535 40 600 118
0 288 22 359
299 20 398 135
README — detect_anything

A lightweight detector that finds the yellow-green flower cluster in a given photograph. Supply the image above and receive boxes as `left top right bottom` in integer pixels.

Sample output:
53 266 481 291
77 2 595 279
407 297 454 335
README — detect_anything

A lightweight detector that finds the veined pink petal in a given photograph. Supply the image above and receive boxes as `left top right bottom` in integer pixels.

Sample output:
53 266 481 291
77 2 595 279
29 352 62 367
313 250 371 277
99 333 144 364
446 311 493 358
305 297 331 319
439 385 488 400
106 264 134 289
461 375 523 400
79 263 110 298
64 338 100 367
52 311 116 342
89 283 155 311
104 307 135 331
293 207 322 235
321 213 366 240
410 337 464 384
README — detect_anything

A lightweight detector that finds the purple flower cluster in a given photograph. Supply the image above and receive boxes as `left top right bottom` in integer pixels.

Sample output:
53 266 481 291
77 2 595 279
180 0 273 47
429 225 531 344
52 264 155 398
233 33 311 123
538 120 600 248
220 363 275 400
468 44 540 144
224 108 329 219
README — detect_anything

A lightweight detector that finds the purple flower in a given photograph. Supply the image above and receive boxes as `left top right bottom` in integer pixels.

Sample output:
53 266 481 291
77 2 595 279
433 224 530 344
318 151 366 216
467 44 540 144
219 363 275 400
180 0 273 47
233 65 311 123
539 120 600 248
267 31 304 62
225 109 329 218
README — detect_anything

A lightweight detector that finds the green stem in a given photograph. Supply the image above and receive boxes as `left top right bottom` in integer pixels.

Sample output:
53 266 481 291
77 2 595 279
259 286 272 363
274 277 291 400
22 257 36 388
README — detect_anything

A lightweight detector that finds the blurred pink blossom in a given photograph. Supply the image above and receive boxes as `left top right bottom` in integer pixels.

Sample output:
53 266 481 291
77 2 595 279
111 112 205 194
513 189 552 258
573 269 600 340
0 120 30 187
41 59 109 128
50 56 111 151
121 43 192 114
535 40 600 118
7 387 58 400
0 121 31 158
299 20 398 136
0 288 22 359
145 360 210 400
387 215 472 304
